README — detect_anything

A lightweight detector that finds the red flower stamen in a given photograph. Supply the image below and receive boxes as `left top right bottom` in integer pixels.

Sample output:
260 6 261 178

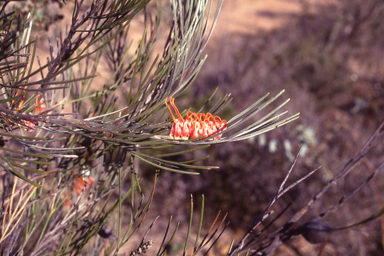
35 95 47 114
165 97 227 140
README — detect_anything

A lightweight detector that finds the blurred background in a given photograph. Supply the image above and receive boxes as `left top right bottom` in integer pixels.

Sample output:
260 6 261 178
148 0 384 255
11 0 384 255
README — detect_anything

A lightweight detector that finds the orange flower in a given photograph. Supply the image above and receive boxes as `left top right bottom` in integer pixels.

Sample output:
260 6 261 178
63 175 94 209
165 97 227 140
9 92 47 132
19 96 46 132
34 95 47 114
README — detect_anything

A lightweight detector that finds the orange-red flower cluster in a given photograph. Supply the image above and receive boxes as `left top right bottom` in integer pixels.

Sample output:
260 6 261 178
63 175 94 209
20 96 47 132
10 92 47 132
165 97 227 140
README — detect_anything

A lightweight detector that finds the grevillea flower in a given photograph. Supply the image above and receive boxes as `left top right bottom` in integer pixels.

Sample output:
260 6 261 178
10 93 47 132
63 174 94 209
34 96 47 114
165 97 227 140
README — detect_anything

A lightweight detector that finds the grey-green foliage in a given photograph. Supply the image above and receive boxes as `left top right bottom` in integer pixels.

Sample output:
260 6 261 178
0 0 298 255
